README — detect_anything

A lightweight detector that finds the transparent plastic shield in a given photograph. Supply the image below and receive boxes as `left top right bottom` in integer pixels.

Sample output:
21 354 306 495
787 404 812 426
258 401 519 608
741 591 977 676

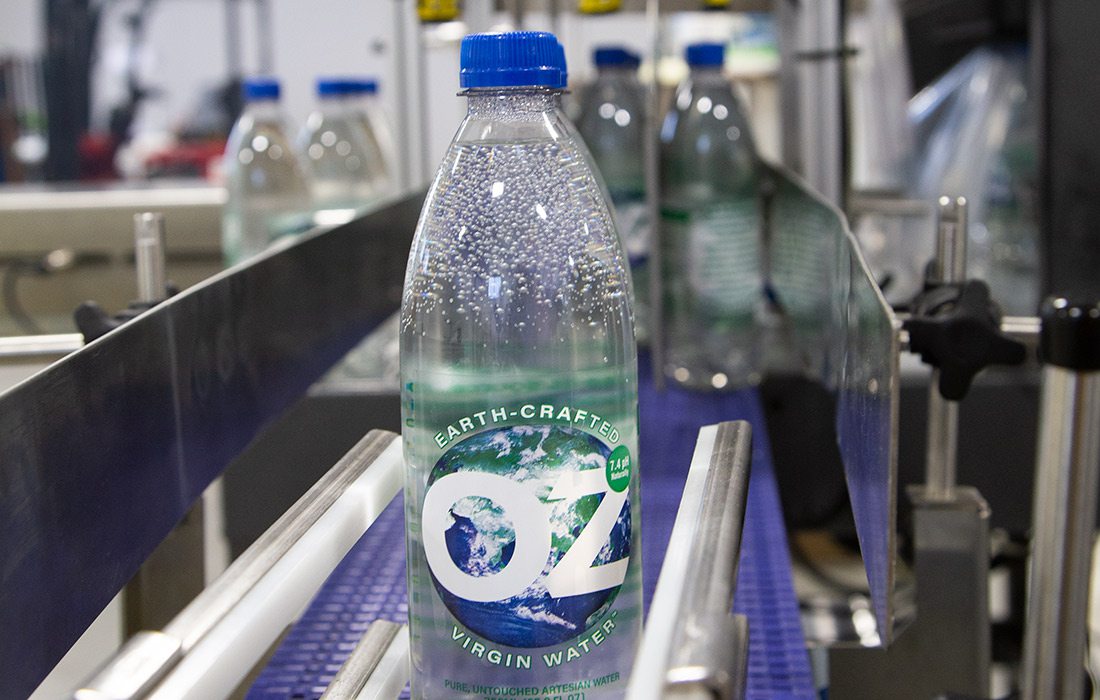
762 165 901 644
835 240 900 644
762 169 846 383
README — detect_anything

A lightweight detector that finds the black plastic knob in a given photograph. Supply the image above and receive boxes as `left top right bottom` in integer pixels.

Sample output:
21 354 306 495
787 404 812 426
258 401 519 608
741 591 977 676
1040 297 1100 371
905 280 1028 400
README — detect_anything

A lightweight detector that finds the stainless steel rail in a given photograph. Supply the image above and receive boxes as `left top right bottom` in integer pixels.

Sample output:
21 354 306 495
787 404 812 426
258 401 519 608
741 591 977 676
665 422 753 699
0 332 84 359
167 430 397 651
1021 366 1100 699
320 621 403 700
1021 299 1100 700
627 421 753 700
75 430 401 700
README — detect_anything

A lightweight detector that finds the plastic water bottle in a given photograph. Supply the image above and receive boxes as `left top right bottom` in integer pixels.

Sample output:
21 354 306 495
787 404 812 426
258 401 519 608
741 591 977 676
297 78 383 225
349 79 398 198
221 77 312 265
576 47 650 341
660 42 760 390
400 31 640 699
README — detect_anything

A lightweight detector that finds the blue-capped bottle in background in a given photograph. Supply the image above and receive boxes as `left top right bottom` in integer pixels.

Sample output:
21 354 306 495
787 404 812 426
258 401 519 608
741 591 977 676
660 42 761 390
221 77 312 265
347 78 398 198
576 46 650 342
400 31 640 698
298 78 383 225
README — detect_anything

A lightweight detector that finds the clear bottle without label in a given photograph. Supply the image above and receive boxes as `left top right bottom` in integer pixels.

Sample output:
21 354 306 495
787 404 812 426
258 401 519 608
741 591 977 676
400 31 641 699
298 78 381 225
221 78 312 265
660 42 761 390
576 47 650 342
351 80 399 197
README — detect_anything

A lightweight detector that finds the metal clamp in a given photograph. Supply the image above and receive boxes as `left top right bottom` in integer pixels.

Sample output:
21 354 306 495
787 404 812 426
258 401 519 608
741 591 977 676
627 421 753 700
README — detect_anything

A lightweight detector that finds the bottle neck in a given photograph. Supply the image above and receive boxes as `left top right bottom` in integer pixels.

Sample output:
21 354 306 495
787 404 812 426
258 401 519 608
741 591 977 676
595 67 640 87
689 65 724 77
318 94 359 115
457 88 568 144
245 98 283 121
685 67 734 94
596 65 637 76
464 89 562 119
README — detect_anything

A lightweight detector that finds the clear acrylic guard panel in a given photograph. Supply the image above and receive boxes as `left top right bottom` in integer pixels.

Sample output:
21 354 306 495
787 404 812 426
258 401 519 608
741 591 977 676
762 164 901 645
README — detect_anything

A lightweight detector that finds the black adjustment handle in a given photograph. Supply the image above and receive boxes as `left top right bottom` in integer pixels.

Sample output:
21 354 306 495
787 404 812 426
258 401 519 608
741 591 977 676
905 280 1027 400
1040 297 1100 371
74 283 178 343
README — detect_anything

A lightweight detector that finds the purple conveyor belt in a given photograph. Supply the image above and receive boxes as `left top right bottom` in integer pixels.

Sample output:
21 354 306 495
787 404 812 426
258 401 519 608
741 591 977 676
248 368 815 699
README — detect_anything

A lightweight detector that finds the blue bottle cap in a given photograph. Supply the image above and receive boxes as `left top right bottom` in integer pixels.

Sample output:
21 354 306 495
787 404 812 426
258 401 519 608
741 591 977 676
243 77 280 101
317 78 379 97
317 78 352 96
349 78 379 94
685 42 725 68
554 40 569 85
460 31 567 89
593 47 641 68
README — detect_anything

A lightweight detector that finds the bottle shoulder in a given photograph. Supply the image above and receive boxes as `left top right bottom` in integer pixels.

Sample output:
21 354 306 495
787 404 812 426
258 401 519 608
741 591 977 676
406 138 628 291
662 79 756 150
576 88 645 139
224 117 310 194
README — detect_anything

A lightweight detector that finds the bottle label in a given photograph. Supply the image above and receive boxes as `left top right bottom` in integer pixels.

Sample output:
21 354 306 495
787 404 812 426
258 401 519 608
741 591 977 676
663 200 762 317
423 409 632 653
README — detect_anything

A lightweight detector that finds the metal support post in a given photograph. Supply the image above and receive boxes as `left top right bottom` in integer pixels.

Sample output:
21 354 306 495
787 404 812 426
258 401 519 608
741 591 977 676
254 0 274 76
548 0 561 39
415 23 431 185
510 0 526 30
392 0 413 190
644 0 664 391
134 213 167 304
1020 299 1100 700
125 213 206 635
787 0 845 206
925 196 967 500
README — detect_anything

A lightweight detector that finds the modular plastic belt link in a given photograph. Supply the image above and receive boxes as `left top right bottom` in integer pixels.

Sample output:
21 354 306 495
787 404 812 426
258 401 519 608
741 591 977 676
249 368 815 699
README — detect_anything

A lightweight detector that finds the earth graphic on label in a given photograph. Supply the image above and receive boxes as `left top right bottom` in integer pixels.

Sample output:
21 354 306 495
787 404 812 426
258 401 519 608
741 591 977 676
427 425 631 648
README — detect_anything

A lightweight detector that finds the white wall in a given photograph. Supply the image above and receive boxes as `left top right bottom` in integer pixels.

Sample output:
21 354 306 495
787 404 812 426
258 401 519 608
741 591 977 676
0 1 41 56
